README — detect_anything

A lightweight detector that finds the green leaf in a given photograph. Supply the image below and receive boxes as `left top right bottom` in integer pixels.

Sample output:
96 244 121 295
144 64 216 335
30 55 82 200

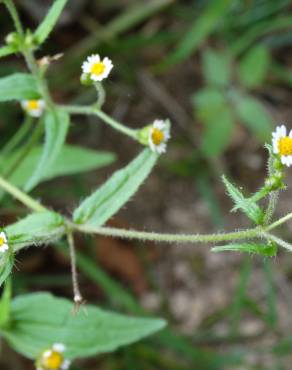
235 95 273 142
24 109 70 191
5 145 115 188
6 212 65 252
193 88 226 122
222 175 264 224
238 45 270 88
0 73 40 102
159 0 233 68
212 242 277 257
201 104 234 157
202 49 231 86
107 0 173 36
0 253 14 288
73 149 158 226
0 45 16 58
193 88 234 156
34 0 69 45
2 293 166 360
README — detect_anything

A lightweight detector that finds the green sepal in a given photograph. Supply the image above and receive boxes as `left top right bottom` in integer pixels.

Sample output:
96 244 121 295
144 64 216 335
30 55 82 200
212 242 277 257
222 175 265 224
137 125 152 146
80 72 93 86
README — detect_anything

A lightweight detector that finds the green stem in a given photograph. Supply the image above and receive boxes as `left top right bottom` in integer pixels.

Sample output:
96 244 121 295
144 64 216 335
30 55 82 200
22 49 54 110
66 227 83 303
263 232 292 252
249 188 270 203
94 82 106 108
267 212 292 231
62 104 138 140
0 176 46 212
73 224 262 244
3 0 24 36
264 191 279 225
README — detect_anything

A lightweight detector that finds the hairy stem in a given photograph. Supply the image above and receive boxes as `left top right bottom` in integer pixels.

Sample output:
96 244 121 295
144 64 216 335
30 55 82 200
264 191 279 225
73 224 262 244
0 176 46 212
22 49 54 109
263 232 292 252
61 104 138 139
3 0 24 36
66 228 83 304
94 82 106 108
267 212 292 231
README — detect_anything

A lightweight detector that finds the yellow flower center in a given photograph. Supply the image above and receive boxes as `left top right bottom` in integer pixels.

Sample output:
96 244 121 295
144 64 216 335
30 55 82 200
27 100 39 110
90 62 106 76
0 237 5 248
43 350 63 370
278 137 292 156
151 128 164 146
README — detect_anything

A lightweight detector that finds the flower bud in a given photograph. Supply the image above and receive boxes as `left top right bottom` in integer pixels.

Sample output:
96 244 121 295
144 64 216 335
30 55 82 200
137 125 152 146
23 31 37 50
80 72 93 86
5 32 21 48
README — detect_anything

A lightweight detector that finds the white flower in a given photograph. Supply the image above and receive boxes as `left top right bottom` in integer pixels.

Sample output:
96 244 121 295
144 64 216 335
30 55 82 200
21 99 45 117
82 54 113 82
36 343 71 370
272 124 292 167
0 231 8 253
148 119 171 154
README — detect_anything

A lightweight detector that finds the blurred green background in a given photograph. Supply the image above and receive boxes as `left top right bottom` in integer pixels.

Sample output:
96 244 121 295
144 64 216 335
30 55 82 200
2 0 292 369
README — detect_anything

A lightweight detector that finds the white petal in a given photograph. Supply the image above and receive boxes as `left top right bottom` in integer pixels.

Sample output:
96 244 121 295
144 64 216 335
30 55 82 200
287 156 292 166
272 138 279 154
82 61 92 73
39 100 45 109
61 360 71 370
280 125 287 136
281 156 291 166
0 232 7 243
43 350 52 358
21 101 28 109
0 244 8 253
53 343 66 352
157 143 167 153
103 57 113 68
153 120 165 130
163 129 171 140
88 54 100 63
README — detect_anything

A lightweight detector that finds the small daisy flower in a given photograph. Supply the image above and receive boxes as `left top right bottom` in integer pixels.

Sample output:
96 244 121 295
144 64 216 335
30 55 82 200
36 343 71 370
21 99 45 117
272 124 292 167
0 231 8 253
82 54 113 82
148 119 171 154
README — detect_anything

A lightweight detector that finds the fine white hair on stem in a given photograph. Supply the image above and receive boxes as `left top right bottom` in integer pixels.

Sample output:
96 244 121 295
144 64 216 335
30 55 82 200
67 229 83 306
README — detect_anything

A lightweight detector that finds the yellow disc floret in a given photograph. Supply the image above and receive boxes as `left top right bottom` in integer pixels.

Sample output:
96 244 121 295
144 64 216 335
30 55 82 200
0 237 5 248
278 137 292 156
42 350 63 370
151 128 164 146
90 62 106 76
27 100 39 110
